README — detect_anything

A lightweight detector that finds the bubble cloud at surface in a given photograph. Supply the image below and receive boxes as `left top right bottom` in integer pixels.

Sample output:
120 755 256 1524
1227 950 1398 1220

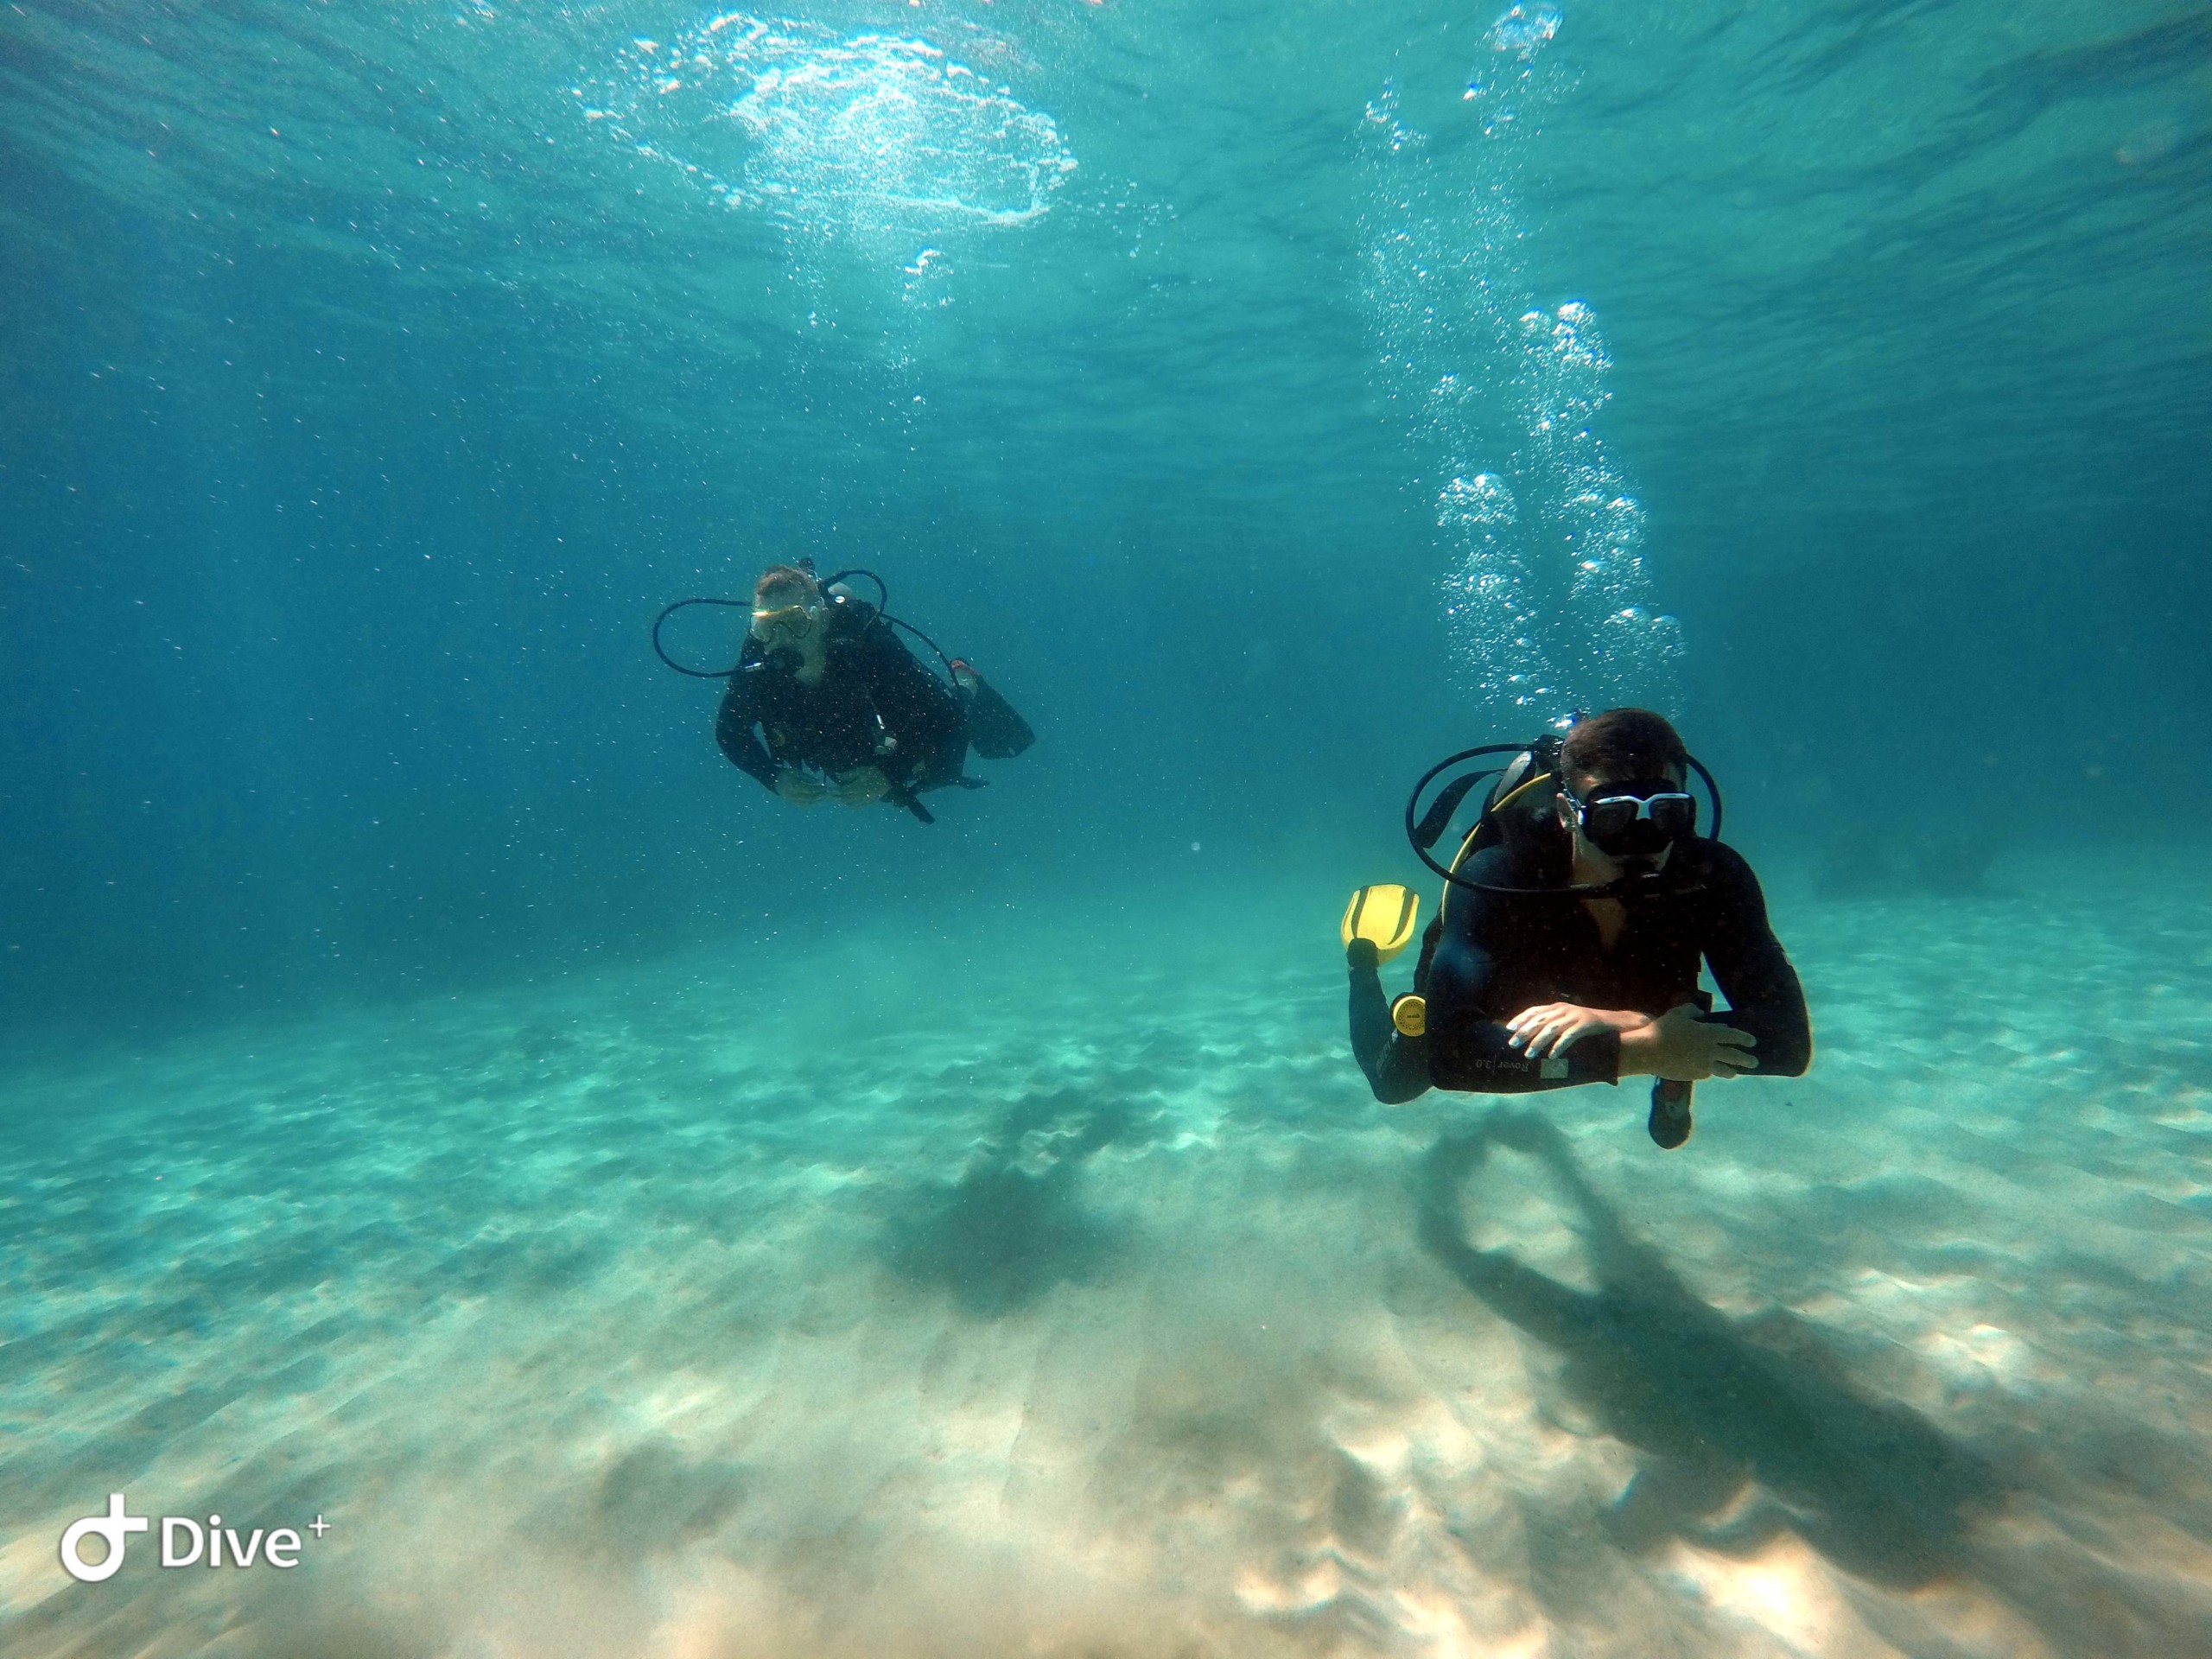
1485 2 1563 62
579 13 1076 256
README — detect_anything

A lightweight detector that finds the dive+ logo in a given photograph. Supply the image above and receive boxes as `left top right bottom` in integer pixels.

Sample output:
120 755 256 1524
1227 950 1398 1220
58 1494 330 1583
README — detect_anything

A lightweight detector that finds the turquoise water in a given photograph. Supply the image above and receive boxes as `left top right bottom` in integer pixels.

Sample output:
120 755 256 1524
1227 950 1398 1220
3 2 2210 1653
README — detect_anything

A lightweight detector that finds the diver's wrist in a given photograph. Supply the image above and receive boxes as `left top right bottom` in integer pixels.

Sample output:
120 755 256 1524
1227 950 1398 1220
1613 1024 1656 1077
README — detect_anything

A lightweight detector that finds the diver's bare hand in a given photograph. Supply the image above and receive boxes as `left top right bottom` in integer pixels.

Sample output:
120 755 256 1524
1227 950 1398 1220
1505 1002 1651 1060
774 769 827 805
1618 1004 1757 1081
833 766 891 807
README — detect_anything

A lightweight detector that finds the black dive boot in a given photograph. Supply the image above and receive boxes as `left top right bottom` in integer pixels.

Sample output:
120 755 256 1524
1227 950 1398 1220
1648 1079 1694 1149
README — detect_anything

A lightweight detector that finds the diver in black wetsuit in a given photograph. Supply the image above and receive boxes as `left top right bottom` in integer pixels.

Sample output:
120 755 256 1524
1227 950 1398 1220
713 563 1033 823
1350 708 1810 1147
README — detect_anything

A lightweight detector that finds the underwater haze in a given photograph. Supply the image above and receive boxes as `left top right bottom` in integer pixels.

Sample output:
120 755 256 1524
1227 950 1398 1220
4 1 2212 1655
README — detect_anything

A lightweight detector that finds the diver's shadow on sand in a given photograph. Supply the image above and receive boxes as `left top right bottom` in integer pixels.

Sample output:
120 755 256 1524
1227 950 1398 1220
880 1091 1129 1318
1420 1113 2000 1590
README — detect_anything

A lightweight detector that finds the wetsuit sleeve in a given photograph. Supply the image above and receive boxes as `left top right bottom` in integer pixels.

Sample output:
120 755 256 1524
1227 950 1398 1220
856 626 966 791
1700 849 1813 1077
1348 941 1432 1104
714 676 779 791
1425 867 1623 1094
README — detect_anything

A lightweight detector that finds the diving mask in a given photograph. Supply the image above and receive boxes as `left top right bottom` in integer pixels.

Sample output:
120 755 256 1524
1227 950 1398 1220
1564 781 1696 858
750 601 819 645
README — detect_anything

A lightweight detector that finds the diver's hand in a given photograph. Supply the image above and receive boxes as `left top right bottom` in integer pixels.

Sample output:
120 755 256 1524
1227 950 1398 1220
1505 1002 1650 1060
1618 1004 1757 1082
774 768 827 806
833 766 891 807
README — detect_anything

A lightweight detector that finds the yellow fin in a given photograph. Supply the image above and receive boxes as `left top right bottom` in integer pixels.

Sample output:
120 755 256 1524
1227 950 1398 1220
1340 884 1421 963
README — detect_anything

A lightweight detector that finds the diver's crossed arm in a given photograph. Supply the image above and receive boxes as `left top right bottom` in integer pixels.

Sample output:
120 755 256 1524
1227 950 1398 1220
1699 849 1814 1079
1423 934 1626 1095
1421 876 1799 1092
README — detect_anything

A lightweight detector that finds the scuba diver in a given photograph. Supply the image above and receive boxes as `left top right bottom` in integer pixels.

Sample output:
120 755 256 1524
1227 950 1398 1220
653 561 1033 823
1343 708 1810 1148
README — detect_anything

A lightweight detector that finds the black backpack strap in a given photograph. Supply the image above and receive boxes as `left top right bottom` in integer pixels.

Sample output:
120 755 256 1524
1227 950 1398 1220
1412 770 1494 852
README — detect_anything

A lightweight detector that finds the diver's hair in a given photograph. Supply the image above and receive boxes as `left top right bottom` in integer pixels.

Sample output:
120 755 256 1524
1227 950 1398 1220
1560 708 1688 785
753 564 820 605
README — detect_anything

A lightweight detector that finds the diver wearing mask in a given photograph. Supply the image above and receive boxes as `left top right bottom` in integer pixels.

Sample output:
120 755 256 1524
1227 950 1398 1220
711 563 1032 820
1347 708 1810 1147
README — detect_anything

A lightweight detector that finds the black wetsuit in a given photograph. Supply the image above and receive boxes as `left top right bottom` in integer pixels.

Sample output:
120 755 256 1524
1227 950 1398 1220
715 600 967 811
1352 833 1811 1106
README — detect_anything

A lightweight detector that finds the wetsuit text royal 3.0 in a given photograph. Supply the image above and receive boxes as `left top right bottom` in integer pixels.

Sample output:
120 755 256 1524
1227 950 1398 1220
715 601 967 805
1351 833 1812 1107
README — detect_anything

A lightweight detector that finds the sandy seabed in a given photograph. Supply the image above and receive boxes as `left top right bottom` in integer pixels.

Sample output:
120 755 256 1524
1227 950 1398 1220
3 851 2210 1658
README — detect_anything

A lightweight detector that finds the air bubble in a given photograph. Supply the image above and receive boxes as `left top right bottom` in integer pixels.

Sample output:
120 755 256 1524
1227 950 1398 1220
579 14 1075 260
1361 14 1680 720
1485 3 1562 60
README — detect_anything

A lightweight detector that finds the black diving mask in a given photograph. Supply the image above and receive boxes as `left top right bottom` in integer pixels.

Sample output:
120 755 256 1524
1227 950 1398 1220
1565 782 1696 858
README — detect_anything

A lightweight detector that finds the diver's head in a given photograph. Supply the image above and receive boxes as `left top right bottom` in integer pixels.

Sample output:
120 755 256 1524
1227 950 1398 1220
1554 708 1695 879
749 564 826 658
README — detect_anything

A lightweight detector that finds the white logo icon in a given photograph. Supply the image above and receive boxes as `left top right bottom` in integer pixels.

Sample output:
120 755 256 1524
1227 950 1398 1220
59 1494 148 1583
59 1496 323 1582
